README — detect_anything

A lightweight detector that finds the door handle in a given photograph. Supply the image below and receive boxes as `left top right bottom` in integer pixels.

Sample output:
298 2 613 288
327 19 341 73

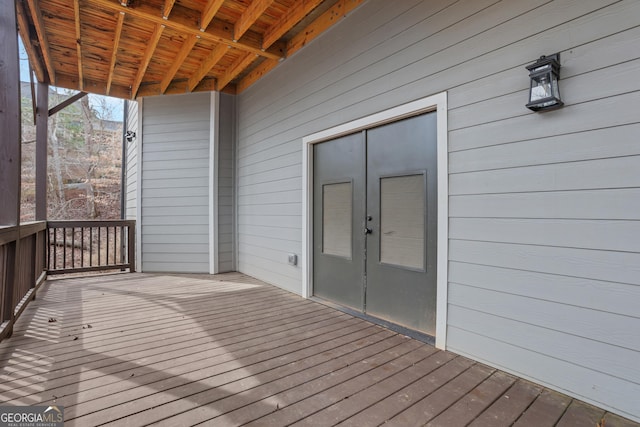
364 227 372 235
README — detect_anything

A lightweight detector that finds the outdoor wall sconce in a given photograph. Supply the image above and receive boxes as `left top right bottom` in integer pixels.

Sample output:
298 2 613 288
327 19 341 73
125 130 136 142
526 53 563 112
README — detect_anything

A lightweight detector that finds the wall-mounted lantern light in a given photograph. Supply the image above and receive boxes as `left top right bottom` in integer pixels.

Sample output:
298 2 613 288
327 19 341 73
526 53 563 112
125 130 136 143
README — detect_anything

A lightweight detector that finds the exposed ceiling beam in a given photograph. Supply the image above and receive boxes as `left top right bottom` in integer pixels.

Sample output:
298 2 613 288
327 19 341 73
200 0 225 32
286 0 365 55
162 0 176 19
106 12 125 95
55 73 131 99
234 0 275 41
217 52 257 90
262 0 324 49
236 58 278 93
137 77 218 98
161 34 199 94
238 0 366 93
15 0 45 83
25 0 55 84
48 92 88 117
187 43 228 92
84 0 284 60
73 0 84 91
132 23 165 98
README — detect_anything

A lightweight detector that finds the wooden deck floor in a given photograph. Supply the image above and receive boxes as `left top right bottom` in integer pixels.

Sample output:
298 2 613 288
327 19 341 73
0 273 637 427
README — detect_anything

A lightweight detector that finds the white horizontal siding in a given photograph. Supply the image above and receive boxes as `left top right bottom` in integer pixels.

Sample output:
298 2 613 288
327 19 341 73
125 101 139 221
141 93 210 273
217 94 235 272
236 0 640 422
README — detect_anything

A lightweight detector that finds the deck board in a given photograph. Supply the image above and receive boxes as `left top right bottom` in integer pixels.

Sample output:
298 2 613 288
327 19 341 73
0 273 637 426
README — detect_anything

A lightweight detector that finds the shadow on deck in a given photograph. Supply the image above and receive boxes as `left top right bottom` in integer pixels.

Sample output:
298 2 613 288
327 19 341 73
0 273 636 427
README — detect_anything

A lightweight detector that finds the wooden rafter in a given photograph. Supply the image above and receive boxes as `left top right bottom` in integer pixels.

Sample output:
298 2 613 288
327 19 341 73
236 58 277 93
162 0 176 19
188 43 228 92
237 0 365 93
262 0 324 49
234 0 275 41
15 0 45 83
217 52 257 91
132 23 165 98
287 0 365 55
106 12 125 95
25 0 55 84
73 0 83 90
161 34 199 94
84 0 283 60
200 0 225 32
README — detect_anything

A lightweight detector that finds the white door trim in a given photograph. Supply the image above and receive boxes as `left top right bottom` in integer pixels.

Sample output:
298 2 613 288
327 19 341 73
301 92 449 349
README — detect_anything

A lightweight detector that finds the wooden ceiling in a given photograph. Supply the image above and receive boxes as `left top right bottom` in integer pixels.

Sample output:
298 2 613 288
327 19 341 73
17 0 365 99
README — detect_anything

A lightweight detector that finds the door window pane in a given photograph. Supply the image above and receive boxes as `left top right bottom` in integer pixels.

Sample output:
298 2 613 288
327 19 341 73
323 182 352 258
380 174 424 269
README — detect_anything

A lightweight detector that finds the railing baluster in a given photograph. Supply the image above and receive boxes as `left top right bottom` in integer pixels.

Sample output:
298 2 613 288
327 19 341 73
98 227 101 266
106 226 110 266
71 227 75 269
81 227 84 267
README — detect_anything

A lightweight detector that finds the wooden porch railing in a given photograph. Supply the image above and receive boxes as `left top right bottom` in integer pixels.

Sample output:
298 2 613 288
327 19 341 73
47 220 136 275
0 220 135 342
0 222 47 341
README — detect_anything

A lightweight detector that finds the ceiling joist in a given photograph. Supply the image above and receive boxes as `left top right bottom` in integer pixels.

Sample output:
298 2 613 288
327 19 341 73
25 0 55 84
132 23 165 98
262 0 324 49
106 12 125 95
200 0 225 32
234 0 276 42
162 0 176 19
15 1 45 83
217 52 257 91
73 0 84 91
161 34 199 94
188 43 229 92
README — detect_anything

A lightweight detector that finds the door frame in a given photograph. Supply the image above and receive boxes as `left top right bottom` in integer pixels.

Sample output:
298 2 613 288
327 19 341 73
302 92 449 349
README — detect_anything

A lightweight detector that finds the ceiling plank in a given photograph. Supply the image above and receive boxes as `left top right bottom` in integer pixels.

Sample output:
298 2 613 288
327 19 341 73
200 0 225 32
236 58 278 93
287 0 365 56
161 34 199 94
188 43 228 92
106 12 125 95
234 0 276 41
162 0 176 19
16 0 45 83
132 23 165 98
84 0 283 60
217 52 257 91
73 0 84 91
25 0 55 84
262 0 324 49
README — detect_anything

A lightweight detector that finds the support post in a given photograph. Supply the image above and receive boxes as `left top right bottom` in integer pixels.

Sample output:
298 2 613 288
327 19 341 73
0 0 21 226
0 0 21 338
36 82 49 221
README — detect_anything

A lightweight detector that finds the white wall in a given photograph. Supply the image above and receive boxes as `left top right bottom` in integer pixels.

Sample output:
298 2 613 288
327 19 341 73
125 100 138 221
235 0 640 421
140 93 211 273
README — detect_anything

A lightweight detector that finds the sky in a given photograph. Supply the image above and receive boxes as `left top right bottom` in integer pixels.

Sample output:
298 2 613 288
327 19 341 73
19 38 124 122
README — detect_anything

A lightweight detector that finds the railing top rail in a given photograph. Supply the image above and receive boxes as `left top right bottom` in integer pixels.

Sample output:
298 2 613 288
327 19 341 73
47 220 136 228
0 222 46 245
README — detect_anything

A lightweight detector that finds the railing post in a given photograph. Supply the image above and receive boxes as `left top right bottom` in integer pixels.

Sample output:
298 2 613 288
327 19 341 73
2 241 16 339
128 222 136 272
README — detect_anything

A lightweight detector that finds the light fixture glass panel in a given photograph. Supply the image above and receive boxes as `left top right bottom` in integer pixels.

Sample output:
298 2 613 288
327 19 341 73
380 174 425 269
322 182 352 258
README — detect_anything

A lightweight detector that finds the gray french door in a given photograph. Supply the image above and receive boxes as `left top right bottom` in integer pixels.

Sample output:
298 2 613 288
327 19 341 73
313 112 438 335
